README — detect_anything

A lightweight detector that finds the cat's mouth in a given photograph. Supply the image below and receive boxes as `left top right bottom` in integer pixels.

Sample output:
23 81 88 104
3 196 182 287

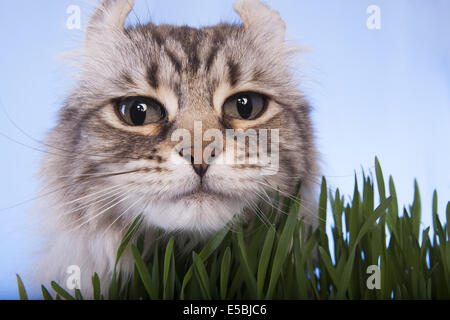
172 185 228 202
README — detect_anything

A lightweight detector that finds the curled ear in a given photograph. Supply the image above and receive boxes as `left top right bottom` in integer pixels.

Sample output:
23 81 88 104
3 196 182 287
86 0 134 41
234 0 286 43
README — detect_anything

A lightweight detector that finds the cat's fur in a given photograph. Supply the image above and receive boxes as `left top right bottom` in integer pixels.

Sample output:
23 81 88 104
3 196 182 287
34 0 319 296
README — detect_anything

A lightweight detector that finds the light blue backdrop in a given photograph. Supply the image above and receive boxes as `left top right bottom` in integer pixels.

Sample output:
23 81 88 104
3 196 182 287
0 0 449 299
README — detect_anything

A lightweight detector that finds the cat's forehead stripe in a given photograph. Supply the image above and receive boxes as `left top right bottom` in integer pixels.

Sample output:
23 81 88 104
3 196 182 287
167 26 203 74
164 48 182 74
227 60 241 87
146 62 159 89
144 25 236 77
121 72 136 87
204 28 226 72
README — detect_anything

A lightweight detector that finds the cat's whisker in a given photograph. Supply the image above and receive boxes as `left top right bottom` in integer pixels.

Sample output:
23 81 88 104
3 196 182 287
246 197 272 230
253 179 328 226
215 171 325 226
66 195 125 229
256 177 323 209
67 168 146 182
39 168 145 191
253 189 318 232
60 183 137 217
69 185 141 232
254 190 290 218
0 169 145 214
253 164 322 186
255 178 310 206
242 197 270 230
257 187 278 208
257 188 294 219
256 152 371 190
0 127 142 161
54 189 130 225
0 178 113 214
45 170 145 179
256 178 345 232
117 211 148 240
130 4 142 26
0 100 143 161
101 194 146 239
240 198 278 237
0 130 82 160
55 183 127 210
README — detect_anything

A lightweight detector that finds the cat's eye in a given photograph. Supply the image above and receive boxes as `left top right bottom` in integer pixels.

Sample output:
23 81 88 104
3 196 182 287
116 97 166 126
222 92 267 120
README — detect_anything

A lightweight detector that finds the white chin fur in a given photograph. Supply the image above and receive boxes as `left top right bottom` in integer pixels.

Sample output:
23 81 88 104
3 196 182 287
143 197 244 233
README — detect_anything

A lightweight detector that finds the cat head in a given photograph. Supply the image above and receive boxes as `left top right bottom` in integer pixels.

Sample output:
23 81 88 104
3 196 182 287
42 0 318 234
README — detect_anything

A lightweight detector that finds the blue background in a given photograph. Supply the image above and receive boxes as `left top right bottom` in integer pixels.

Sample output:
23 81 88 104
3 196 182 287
0 0 449 299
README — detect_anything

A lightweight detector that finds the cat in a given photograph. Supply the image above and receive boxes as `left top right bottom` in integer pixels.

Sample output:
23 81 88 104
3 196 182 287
33 0 319 297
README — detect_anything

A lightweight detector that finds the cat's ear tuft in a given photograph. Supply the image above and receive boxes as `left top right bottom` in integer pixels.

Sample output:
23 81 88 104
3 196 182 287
234 0 286 43
86 0 134 39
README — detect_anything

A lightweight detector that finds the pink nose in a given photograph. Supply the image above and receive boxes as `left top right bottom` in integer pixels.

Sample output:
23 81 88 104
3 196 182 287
178 147 217 177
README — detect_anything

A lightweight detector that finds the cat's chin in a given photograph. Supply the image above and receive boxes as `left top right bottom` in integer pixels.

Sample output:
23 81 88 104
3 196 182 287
142 191 245 233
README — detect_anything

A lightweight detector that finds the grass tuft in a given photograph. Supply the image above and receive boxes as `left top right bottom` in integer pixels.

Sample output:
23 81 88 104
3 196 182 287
18 158 450 299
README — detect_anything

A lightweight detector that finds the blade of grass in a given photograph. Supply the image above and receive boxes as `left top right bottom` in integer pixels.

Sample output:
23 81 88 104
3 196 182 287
75 289 83 300
152 242 160 297
375 157 386 201
130 244 158 300
180 228 229 299
265 197 300 299
110 214 144 299
446 202 450 240
51 281 75 300
163 237 175 300
16 275 28 300
193 252 212 300
92 273 101 300
257 225 276 299
318 246 338 287
115 214 144 266
336 197 392 299
220 247 231 300
319 177 329 249
237 226 257 298
292 228 311 299
41 285 53 300
410 180 422 238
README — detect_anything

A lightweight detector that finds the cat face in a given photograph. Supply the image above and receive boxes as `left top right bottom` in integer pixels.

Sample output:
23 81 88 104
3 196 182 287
41 0 317 234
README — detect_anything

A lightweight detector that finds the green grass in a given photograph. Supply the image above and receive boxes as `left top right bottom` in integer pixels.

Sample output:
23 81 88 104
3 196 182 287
17 157 450 300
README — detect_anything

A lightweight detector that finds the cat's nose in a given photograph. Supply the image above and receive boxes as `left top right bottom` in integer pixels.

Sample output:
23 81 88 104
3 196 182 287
192 162 209 178
178 147 217 178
